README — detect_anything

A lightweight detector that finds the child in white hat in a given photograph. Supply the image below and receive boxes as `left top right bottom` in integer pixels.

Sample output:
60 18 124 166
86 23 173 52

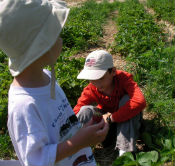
74 50 146 156
0 1 109 166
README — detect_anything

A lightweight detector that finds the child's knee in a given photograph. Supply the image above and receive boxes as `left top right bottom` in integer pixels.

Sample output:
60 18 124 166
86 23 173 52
76 105 94 124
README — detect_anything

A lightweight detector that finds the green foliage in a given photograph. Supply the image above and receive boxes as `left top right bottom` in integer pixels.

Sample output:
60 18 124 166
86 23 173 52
55 54 87 107
141 132 152 148
113 143 175 166
0 132 16 159
112 0 166 59
137 151 159 166
0 51 12 130
112 0 175 127
61 0 118 52
144 47 175 126
0 50 6 62
112 152 136 166
147 0 175 25
112 151 159 166
111 1 175 164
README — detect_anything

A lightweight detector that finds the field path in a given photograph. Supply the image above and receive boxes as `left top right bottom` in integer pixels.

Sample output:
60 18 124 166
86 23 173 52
65 0 127 71
139 0 175 42
65 1 127 165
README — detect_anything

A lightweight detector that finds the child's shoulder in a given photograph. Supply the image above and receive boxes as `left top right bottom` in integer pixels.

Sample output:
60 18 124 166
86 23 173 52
8 91 36 118
82 83 96 94
116 70 132 78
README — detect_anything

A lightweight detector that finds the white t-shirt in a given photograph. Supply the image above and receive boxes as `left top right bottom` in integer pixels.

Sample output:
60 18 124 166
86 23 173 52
7 70 96 166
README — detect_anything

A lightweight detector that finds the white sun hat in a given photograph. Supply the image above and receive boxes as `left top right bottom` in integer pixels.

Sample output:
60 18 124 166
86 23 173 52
77 50 114 80
0 0 69 76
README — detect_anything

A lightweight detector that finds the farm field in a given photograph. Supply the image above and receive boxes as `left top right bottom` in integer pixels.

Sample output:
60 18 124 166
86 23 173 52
0 0 175 165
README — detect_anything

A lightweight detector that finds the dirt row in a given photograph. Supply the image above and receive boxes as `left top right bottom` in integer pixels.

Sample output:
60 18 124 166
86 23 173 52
65 0 175 68
65 0 127 71
139 0 175 42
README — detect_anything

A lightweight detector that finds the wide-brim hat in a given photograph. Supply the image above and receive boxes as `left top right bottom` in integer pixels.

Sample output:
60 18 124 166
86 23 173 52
0 0 69 76
77 50 114 80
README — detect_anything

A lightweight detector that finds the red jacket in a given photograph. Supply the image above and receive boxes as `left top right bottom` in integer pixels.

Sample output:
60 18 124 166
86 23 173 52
73 70 146 123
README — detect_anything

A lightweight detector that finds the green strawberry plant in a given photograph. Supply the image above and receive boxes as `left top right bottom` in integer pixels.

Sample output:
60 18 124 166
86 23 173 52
113 151 159 166
147 0 175 25
112 135 175 165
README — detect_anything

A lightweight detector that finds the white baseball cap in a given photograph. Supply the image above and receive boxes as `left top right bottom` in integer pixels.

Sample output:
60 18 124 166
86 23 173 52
77 50 114 80
0 0 69 76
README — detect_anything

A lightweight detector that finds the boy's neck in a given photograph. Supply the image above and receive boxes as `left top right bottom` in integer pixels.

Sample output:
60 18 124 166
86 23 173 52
106 83 115 96
12 68 50 88
98 80 115 97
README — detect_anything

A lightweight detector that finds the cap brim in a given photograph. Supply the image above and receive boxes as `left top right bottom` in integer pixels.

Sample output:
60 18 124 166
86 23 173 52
77 69 107 80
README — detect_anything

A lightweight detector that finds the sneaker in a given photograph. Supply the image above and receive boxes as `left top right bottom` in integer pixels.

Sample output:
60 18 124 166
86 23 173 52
119 149 126 156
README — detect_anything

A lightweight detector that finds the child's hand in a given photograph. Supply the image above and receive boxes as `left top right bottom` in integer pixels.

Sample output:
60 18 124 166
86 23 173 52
75 118 109 147
102 112 112 123
56 119 109 162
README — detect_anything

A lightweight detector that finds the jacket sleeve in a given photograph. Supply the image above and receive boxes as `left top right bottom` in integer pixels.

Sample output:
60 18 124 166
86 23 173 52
112 72 146 123
73 84 95 114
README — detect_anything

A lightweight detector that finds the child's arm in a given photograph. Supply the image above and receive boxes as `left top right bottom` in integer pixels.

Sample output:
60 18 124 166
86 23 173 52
55 119 108 163
112 71 146 123
74 84 95 114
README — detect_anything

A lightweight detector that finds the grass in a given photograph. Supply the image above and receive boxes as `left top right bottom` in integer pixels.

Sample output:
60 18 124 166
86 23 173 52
147 0 175 25
0 131 16 159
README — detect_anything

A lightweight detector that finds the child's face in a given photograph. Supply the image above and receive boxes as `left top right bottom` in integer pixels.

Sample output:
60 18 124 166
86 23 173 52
90 68 116 94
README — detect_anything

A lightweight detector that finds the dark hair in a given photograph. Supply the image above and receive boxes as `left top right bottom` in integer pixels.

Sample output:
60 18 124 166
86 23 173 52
107 68 113 73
